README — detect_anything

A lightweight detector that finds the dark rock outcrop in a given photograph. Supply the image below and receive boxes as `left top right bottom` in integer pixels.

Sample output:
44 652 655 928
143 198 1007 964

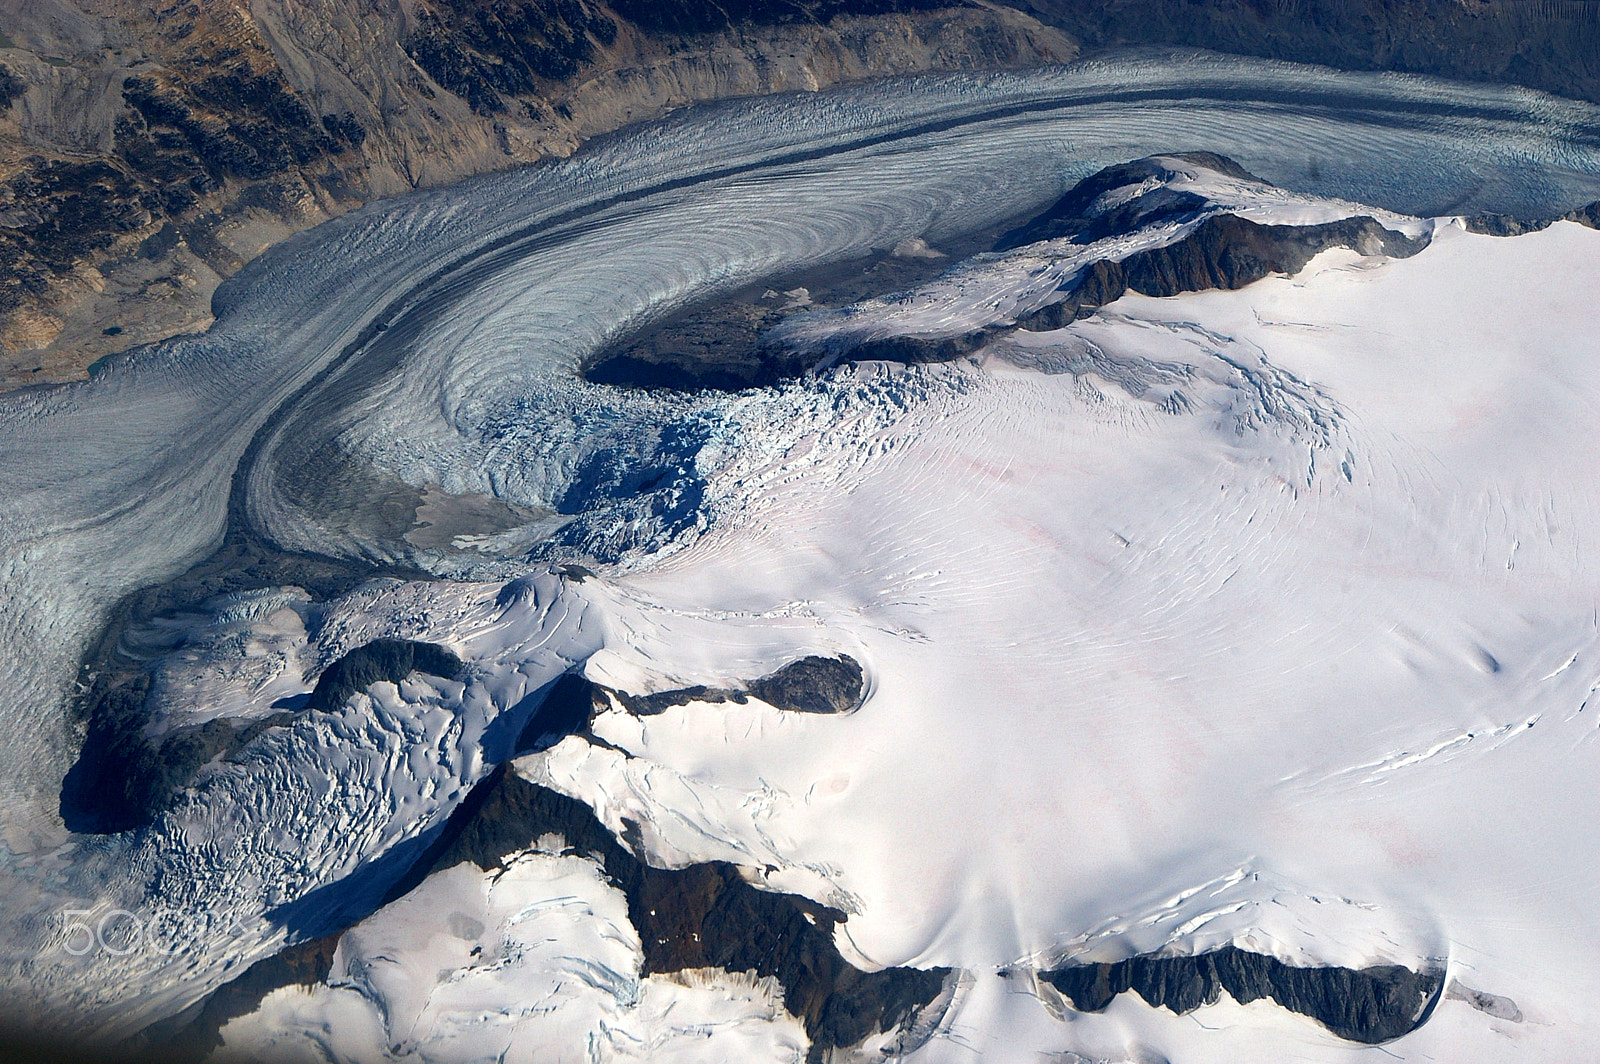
609 0 969 35
807 210 1430 367
1 159 159 317
996 151 1261 249
1566 200 1600 229
1463 212 1555 237
59 671 163 835
1452 197 1600 237
1017 211 1429 330
431 768 953 1062
60 638 463 834
1042 944 1444 1044
141 931 344 1063
514 669 604 750
403 0 620 116
403 0 976 118
0 64 24 110
161 764 952 1063
1020 0 1600 110
748 654 867 714
609 653 865 715
823 325 1012 368
120 69 344 184
59 669 300 834
302 638 465 713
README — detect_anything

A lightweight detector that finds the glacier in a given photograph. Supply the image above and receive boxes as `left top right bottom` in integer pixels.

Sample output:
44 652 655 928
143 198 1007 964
1 51 1600 1062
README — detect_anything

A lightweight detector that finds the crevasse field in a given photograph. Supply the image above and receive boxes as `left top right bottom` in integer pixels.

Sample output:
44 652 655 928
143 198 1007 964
3 52 1600 1062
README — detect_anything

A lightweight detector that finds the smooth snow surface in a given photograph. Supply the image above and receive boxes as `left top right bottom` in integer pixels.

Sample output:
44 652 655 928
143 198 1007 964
2 52 1600 1062
531 222 1600 1063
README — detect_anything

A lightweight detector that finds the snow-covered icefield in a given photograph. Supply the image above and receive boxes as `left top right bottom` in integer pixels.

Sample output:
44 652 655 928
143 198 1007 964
3 52 1600 1061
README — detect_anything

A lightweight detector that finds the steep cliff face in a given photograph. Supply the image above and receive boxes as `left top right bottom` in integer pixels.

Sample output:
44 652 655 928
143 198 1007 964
0 0 1075 388
1041 946 1444 1045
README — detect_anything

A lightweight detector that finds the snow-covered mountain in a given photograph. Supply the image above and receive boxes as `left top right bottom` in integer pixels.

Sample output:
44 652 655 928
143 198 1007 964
3 56 1600 1063
215 160 1600 1064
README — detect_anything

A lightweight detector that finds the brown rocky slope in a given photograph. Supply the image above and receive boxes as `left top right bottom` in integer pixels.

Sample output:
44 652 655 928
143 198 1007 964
0 0 1074 388
5 0 1600 390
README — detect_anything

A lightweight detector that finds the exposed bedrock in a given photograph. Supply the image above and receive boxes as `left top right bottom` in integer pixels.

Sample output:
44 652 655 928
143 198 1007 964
433 768 954 1062
142 930 344 1063
1465 199 1600 237
775 211 1428 370
59 637 464 834
1022 0 1600 109
164 764 952 1063
994 150 1261 249
59 665 308 835
515 669 605 750
1042 944 1446 1044
1014 211 1430 326
583 154 1434 388
299 637 464 713
607 653 867 715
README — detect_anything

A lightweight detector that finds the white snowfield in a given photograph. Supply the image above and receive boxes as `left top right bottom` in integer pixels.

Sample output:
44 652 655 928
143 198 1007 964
528 226 1600 1064
1 53 1599 1062
213 214 1600 1064
212 854 810 1064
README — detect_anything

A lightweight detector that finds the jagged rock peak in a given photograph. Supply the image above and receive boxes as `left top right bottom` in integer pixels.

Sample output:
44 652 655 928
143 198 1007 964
737 151 1432 375
998 151 1267 249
